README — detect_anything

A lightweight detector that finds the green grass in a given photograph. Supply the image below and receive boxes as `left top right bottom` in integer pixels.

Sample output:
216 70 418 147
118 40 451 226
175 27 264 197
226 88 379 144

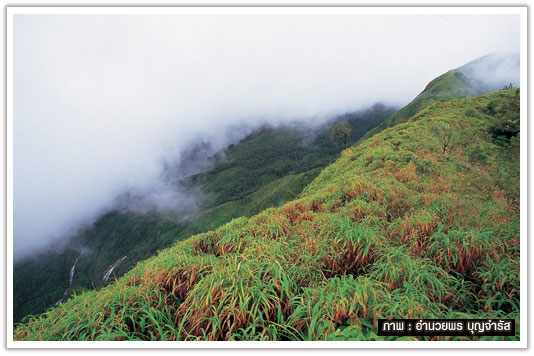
12 169 321 325
14 89 520 341
13 105 392 324
188 104 395 208
185 168 322 233
360 55 517 144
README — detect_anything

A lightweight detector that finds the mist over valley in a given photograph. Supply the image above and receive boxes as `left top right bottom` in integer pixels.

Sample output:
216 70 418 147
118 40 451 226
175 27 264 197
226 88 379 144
12 12 521 331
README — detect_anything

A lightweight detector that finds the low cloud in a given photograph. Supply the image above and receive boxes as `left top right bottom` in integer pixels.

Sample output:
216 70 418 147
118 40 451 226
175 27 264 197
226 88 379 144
459 52 520 92
13 13 520 260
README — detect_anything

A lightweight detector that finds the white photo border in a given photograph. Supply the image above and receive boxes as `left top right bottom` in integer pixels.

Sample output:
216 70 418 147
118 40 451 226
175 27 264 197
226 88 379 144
5 5 528 349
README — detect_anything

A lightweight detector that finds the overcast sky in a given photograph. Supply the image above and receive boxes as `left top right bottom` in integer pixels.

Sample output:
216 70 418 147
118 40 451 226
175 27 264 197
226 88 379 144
13 13 520 260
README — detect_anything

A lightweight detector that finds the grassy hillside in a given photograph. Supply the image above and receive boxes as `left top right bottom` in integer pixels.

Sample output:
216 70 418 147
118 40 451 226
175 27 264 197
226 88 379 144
13 105 393 324
185 168 322 233
14 89 520 341
189 104 394 208
361 54 519 142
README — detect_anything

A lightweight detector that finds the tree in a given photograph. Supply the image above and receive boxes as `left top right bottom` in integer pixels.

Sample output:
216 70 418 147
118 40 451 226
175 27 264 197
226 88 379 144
433 122 459 156
328 122 352 150
502 82 514 90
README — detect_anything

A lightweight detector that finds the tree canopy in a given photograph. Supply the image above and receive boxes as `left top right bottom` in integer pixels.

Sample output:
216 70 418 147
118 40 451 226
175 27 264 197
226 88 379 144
328 121 352 150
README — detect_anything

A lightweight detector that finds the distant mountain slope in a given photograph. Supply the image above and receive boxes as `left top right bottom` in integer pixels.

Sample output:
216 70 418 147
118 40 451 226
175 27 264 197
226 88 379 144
188 103 395 208
361 53 519 141
13 104 393 324
15 88 520 341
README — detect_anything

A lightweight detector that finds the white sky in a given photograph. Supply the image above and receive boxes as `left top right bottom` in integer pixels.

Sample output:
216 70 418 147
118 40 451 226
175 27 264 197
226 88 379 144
13 13 520 260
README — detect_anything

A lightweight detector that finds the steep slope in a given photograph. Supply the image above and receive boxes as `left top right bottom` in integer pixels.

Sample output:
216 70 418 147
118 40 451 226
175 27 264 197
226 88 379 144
188 103 394 208
14 89 520 341
13 104 393 324
361 53 519 142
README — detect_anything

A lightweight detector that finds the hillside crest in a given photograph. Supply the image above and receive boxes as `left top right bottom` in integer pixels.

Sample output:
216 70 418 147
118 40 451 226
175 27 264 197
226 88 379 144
15 85 520 341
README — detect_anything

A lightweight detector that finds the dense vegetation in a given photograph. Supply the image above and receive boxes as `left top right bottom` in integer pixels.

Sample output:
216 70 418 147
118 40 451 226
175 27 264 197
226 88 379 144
14 89 520 341
361 53 519 142
13 104 393 324
188 104 394 208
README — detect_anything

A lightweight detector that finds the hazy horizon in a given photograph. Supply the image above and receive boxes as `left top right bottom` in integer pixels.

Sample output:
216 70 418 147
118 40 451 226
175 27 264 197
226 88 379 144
13 13 520 261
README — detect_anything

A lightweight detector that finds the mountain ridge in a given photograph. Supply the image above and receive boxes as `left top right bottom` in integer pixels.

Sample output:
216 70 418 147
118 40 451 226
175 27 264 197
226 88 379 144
360 52 519 142
14 85 520 340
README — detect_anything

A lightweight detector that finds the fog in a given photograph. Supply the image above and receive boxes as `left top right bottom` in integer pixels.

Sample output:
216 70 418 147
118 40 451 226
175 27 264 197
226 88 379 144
459 52 521 92
13 13 520 260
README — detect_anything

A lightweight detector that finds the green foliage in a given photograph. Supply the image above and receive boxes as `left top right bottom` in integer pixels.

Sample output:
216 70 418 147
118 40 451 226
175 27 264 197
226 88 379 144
13 212 183 323
359 56 518 144
13 106 393 324
487 95 520 146
188 106 394 207
483 102 497 116
431 122 460 156
361 69 476 142
465 145 489 166
328 122 352 150
14 90 519 341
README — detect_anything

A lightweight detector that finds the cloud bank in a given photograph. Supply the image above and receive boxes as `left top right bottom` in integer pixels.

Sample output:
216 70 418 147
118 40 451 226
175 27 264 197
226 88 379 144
13 13 520 260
